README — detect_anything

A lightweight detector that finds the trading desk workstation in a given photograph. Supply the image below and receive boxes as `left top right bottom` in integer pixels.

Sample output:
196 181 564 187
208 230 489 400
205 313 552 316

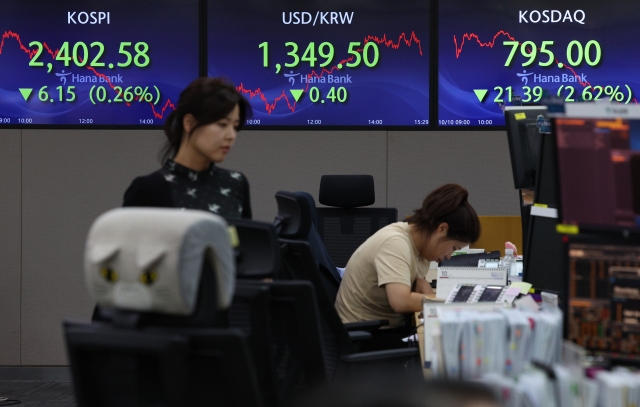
3 0 640 406
59 104 640 407
411 102 640 407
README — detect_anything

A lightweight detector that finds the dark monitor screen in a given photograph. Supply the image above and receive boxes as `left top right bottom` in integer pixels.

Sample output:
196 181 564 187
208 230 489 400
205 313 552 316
567 242 640 361
524 214 566 305
555 118 640 230
505 106 547 189
452 285 475 303
207 0 431 128
478 286 503 302
534 131 560 207
0 0 199 127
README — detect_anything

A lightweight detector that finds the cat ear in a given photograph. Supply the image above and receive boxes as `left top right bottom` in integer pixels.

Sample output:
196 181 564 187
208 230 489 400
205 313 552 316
137 246 167 270
88 243 120 264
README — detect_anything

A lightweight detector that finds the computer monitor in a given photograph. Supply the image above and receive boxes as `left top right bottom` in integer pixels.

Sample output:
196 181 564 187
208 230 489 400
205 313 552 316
523 214 566 307
566 237 640 363
505 106 548 189
555 118 640 231
523 130 564 305
534 131 560 208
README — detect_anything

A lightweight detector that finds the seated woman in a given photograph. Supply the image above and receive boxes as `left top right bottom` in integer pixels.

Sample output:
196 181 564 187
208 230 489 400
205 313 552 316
335 184 480 347
123 77 253 219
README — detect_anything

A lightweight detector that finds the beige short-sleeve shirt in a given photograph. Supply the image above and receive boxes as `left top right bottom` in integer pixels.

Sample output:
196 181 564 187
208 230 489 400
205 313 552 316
335 222 430 328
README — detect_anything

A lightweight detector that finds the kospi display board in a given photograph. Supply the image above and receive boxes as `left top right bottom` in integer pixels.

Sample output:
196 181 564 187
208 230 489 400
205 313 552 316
0 0 199 126
208 0 431 128
438 0 640 127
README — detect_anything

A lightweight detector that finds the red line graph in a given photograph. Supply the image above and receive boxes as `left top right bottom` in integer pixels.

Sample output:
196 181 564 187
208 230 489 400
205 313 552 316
453 31 515 58
237 31 424 114
1 30 59 59
0 30 175 119
364 31 423 56
453 30 638 104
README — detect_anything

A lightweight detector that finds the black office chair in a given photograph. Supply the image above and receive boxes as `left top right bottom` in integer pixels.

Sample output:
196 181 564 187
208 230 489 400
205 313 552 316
274 191 341 303
228 219 328 403
65 208 264 407
230 280 330 405
277 237 420 380
229 218 282 280
317 175 398 267
275 191 389 333
296 191 341 282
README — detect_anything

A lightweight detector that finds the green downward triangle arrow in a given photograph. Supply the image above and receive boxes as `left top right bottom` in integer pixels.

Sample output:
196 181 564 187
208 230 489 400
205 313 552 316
19 88 33 101
289 89 304 102
473 89 488 102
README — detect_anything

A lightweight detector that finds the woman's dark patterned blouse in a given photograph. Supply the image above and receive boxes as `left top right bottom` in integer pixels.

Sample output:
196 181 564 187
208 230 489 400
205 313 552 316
122 159 251 219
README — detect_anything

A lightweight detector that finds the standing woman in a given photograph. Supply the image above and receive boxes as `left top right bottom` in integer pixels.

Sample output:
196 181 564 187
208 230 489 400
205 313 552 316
123 77 253 219
335 184 481 349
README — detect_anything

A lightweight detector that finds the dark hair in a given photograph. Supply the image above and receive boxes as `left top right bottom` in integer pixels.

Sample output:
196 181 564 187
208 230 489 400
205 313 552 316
406 184 481 244
161 77 252 162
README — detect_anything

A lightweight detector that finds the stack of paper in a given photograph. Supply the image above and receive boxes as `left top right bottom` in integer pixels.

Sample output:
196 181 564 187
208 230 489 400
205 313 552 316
432 307 562 383
459 312 476 379
438 311 465 379
502 308 532 377
528 311 563 365
473 313 507 377
481 365 598 407
517 367 558 407
554 364 598 407
480 373 523 407
596 369 640 407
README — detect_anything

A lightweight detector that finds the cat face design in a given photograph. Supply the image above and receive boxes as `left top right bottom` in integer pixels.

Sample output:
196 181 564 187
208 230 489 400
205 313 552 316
84 208 234 315
87 243 175 312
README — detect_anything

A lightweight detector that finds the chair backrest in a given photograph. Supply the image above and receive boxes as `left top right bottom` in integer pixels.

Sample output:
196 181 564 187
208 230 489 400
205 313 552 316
228 219 328 401
319 175 376 208
228 283 280 407
273 191 312 239
235 280 329 401
294 192 340 279
317 175 398 267
275 191 342 303
65 321 191 406
227 218 282 280
65 323 264 407
67 208 264 407
278 238 353 379
267 281 328 387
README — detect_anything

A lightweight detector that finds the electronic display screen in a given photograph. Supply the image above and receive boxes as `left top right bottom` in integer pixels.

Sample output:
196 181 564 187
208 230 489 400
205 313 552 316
0 0 199 126
478 286 503 302
568 243 640 360
207 0 430 127
555 118 640 230
438 0 640 127
452 285 475 303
